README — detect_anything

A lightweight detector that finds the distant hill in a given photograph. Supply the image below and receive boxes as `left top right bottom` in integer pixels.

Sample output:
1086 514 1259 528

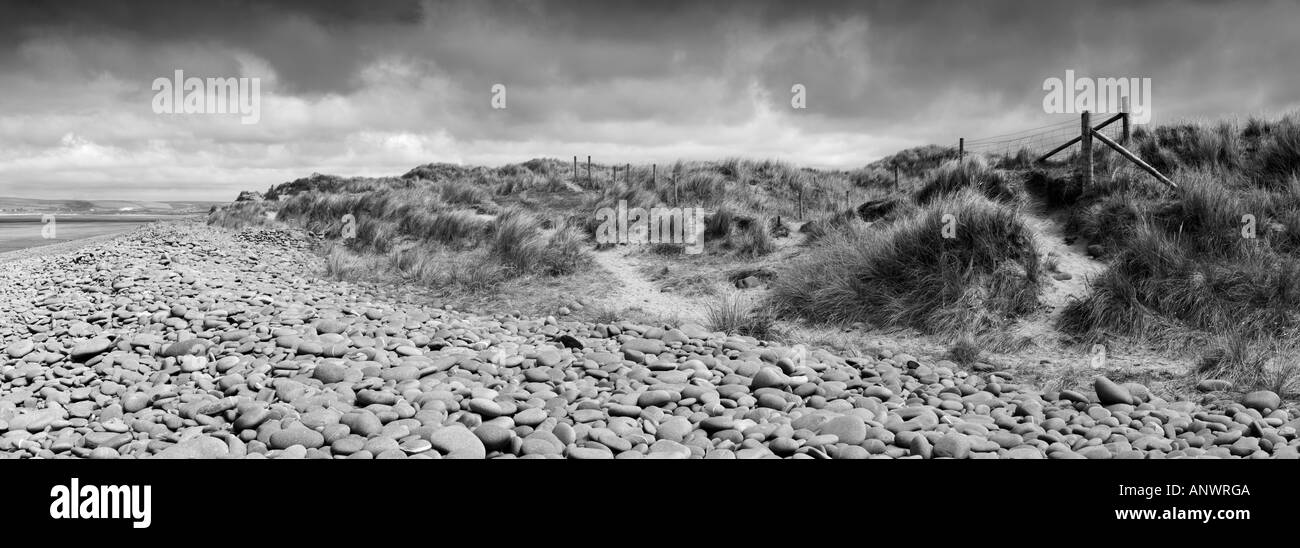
0 197 225 214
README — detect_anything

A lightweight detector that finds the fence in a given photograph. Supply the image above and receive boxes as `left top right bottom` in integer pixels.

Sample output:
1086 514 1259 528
959 99 1176 189
571 156 685 205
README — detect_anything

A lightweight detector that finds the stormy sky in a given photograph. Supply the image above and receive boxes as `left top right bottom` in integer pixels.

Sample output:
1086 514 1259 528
1 0 1299 201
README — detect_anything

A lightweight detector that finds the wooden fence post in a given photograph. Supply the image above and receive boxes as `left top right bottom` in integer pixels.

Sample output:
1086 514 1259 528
573 156 578 186
1080 111 1093 188
798 187 803 221
587 156 591 186
894 165 899 192
959 138 964 161
1121 97 1131 144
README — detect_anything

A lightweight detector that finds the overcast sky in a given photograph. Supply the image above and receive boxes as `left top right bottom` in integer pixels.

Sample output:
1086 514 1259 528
2 0 1299 201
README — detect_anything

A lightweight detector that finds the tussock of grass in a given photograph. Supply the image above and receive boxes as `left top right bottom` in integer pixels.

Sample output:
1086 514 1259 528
661 171 727 207
323 244 368 280
1060 220 1300 342
493 208 591 276
350 216 395 254
398 209 489 247
438 182 490 205
731 215 776 257
706 291 777 340
799 208 864 243
915 155 1024 206
704 207 733 240
207 200 277 229
1255 119 1300 187
947 334 982 367
770 189 1040 336
865 144 958 178
1196 330 1300 397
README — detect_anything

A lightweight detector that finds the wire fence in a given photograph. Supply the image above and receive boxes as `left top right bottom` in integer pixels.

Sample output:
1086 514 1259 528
959 112 1171 186
962 118 1081 159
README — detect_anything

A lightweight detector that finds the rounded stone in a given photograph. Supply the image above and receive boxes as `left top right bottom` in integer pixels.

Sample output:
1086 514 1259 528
270 426 325 450
473 424 513 452
1093 376 1133 406
340 412 383 438
1243 391 1281 413
430 425 487 459
751 367 788 390
161 338 210 358
933 433 971 459
818 415 867 445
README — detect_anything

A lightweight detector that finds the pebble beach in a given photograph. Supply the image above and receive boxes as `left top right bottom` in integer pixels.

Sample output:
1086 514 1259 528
1 221 1296 459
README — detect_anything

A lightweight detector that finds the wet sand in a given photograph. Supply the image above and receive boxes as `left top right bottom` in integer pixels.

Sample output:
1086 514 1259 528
0 215 168 254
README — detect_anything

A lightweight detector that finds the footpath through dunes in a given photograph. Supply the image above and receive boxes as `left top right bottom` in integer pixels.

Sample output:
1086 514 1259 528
589 246 707 324
1005 197 1108 344
1 221 1298 459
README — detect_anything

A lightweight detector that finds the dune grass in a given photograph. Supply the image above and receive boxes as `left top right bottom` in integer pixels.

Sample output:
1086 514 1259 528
914 155 1025 206
1038 114 1300 393
769 188 1041 338
706 291 778 340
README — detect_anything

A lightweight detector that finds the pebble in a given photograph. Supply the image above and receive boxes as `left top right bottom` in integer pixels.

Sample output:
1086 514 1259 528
161 338 210 358
818 415 867 445
341 412 383 438
270 425 326 450
0 222 1291 461
1197 379 1233 392
1093 376 1133 406
933 433 971 459
6 340 35 359
473 425 513 452
1242 391 1281 413
430 425 486 459
568 446 614 459
313 362 350 384
751 367 788 389
70 338 113 362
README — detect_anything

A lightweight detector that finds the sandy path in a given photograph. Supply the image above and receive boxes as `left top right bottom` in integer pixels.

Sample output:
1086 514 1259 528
1009 199 1107 342
1025 208 1106 311
589 245 706 323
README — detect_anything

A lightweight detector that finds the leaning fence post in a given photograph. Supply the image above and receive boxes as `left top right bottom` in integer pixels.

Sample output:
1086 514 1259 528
1080 111 1093 188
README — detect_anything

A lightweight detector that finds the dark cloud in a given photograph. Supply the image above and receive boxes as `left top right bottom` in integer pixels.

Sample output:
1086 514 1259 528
1 0 1299 200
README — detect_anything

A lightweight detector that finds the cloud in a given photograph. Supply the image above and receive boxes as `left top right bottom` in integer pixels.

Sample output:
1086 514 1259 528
1 0 1299 200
